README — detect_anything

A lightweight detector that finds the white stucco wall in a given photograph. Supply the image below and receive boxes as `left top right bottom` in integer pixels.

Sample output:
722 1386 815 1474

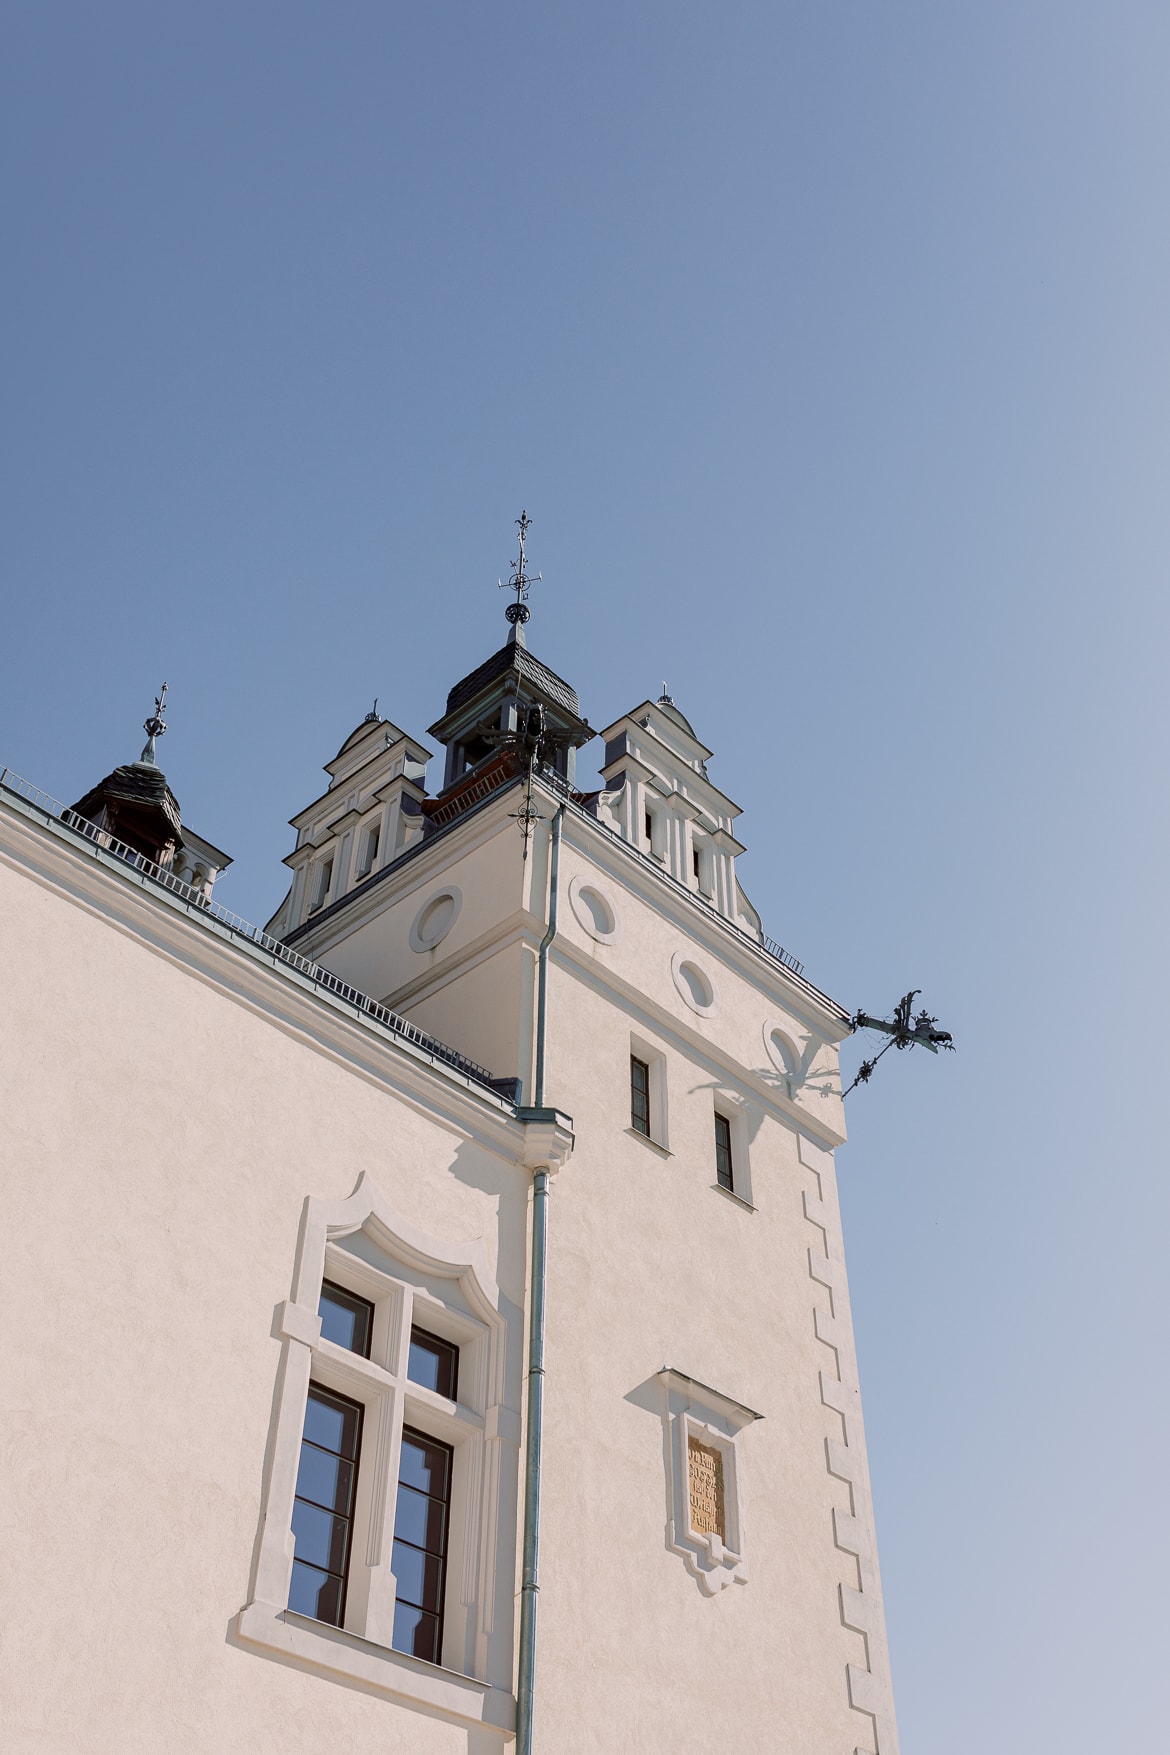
0 776 899 1755
0 804 530 1755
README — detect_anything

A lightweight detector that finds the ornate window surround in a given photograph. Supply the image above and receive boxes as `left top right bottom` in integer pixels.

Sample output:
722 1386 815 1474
657 1367 763 1596
235 1172 520 1738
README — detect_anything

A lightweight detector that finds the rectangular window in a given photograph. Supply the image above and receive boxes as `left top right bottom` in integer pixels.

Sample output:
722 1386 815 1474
357 823 380 879
408 1325 459 1401
644 810 653 844
714 1113 734 1192
631 1054 651 1138
318 1279 374 1358
692 847 700 880
392 1427 454 1665
310 857 333 913
289 1384 363 1628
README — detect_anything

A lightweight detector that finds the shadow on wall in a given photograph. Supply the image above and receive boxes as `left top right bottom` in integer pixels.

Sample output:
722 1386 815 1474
447 1135 529 1304
624 1373 683 1582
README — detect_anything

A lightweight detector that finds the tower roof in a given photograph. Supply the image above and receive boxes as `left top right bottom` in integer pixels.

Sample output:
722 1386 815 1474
431 640 583 735
70 759 184 847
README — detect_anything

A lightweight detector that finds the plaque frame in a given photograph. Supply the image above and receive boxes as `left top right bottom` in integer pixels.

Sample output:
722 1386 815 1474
657 1367 762 1596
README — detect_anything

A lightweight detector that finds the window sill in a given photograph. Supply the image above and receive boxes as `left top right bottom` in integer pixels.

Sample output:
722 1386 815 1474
626 1127 672 1158
235 1601 514 1733
711 1183 756 1212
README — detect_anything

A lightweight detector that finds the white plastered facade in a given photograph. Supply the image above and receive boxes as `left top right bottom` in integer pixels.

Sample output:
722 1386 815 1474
0 679 900 1754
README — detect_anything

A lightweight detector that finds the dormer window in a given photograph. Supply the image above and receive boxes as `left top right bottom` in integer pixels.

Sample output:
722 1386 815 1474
356 822 380 880
309 857 333 914
692 838 714 897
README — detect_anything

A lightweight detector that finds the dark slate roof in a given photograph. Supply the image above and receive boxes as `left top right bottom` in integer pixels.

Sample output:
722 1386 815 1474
71 762 183 841
441 642 581 721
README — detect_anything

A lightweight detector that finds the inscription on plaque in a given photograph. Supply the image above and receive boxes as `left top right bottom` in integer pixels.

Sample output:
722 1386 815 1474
687 1436 726 1540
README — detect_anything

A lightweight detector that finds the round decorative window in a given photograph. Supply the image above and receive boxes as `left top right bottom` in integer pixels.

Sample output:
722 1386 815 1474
409 886 462 953
671 952 716 1015
568 874 619 943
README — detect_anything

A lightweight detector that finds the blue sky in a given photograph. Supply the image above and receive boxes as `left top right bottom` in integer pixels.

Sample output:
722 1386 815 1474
3 5 1167 1746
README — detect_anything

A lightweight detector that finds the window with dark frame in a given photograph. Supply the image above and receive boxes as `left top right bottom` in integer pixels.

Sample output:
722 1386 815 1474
391 1427 454 1665
318 1280 374 1358
408 1326 459 1402
714 1113 734 1192
289 1384 363 1628
630 1054 651 1138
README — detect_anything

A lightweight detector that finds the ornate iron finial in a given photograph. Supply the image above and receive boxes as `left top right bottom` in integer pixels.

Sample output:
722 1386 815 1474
498 509 542 634
363 697 380 723
844 990 955 1096
139 682 169 765
658 682 674 707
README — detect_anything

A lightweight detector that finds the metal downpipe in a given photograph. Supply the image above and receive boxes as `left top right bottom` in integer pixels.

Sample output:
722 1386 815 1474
516 1165 549 1754
533 803 563 1109
517 803 563 1754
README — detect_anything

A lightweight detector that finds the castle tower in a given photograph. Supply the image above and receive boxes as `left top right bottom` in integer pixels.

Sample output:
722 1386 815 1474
255 543 901 1754
0 532 900 1755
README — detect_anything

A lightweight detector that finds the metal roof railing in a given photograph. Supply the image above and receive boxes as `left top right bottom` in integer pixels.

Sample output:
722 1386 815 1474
0 766 504 1098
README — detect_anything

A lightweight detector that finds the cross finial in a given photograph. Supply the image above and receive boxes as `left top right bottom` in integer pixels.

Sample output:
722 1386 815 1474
499 509 542 642
139 681 169 765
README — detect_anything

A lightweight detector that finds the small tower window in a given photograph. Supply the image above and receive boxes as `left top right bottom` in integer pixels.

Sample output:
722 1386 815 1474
310 857 333 913
631 1055 651 1138
644 810 653 845
714 1113 734 1192
356 822 380 879
692 848 700 880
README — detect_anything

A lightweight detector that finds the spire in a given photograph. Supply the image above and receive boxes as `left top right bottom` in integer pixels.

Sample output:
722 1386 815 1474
139 682 169 766
498 509 542 648
658 682 674 707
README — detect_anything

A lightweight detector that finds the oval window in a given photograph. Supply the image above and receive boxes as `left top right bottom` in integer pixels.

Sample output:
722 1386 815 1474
418 894 455 944
568 875 619 942
676 960 713 1010
410 887 462 953
577 886 615 937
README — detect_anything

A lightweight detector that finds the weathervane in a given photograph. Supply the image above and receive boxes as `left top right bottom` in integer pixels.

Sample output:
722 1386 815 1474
845 990 954 1096
499 509 542 632
140 682 169 765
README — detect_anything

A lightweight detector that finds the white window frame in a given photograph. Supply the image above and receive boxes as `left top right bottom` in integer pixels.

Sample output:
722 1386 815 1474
236 1172 520 1739
691 832 714 898
354 817 381 880
309 854 333 913
629 1032 670 1152
657 1368 762 1595
712 1091 754 1207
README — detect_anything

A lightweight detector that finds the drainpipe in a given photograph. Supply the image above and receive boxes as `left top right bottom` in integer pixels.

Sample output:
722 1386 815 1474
533 803 564 1109
516 1163 549 1754
517 803 563 1755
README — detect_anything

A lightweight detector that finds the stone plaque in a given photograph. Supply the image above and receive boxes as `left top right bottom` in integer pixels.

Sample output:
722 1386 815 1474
687 1436 726 1540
